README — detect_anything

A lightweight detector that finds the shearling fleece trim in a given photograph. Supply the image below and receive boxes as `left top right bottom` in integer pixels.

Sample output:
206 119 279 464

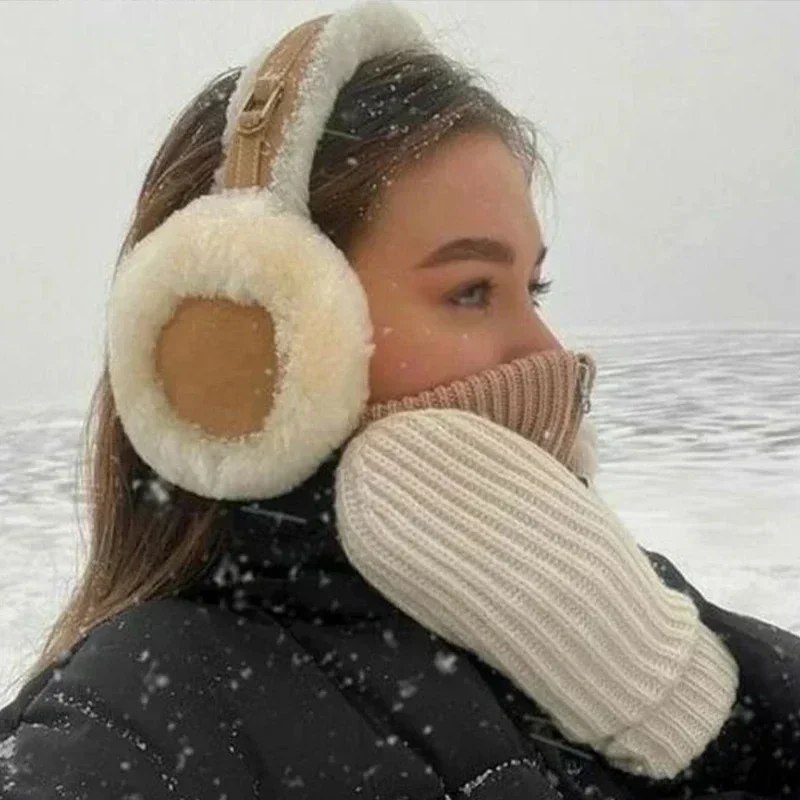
108 191 373 500
211 1 427 211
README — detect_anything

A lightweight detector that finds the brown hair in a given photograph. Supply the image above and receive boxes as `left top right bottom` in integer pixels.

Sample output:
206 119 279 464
24 26 548 685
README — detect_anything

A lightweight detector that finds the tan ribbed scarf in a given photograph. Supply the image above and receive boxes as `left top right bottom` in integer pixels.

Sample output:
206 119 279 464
360 348 598 480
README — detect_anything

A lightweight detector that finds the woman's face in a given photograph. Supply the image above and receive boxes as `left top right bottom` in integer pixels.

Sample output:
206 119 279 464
348 130 563 404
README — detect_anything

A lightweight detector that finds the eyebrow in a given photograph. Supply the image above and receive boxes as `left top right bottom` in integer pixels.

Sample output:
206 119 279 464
416 237 548 271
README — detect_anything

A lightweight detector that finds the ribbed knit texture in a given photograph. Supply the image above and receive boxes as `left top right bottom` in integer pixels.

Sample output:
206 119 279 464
335 409 739 780
362 349 596 472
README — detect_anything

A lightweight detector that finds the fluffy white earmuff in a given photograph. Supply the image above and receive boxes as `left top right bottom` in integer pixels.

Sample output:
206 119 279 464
107 2 426 500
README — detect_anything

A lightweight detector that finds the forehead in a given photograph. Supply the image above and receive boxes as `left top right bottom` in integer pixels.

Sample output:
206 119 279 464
367 131 541 250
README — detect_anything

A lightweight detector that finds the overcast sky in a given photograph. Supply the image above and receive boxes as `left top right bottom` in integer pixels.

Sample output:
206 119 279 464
1 0 797 411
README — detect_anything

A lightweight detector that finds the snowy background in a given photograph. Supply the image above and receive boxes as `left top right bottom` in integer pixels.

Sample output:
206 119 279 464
2 328 798 705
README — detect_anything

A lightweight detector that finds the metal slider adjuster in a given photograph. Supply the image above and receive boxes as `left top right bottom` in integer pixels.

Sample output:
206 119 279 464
238 73 285 134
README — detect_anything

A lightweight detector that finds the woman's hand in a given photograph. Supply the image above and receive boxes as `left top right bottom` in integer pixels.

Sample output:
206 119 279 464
335 408 739 780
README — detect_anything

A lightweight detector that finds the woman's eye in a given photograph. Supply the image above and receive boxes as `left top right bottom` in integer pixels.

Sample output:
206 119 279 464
450 279 496 309
528 278 553 308
449 277 554 311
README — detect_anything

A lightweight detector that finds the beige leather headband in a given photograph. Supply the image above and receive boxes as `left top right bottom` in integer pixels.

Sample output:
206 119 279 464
219 17 330 192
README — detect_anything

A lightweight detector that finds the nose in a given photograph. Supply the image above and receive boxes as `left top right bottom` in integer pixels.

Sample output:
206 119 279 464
504 307 563 362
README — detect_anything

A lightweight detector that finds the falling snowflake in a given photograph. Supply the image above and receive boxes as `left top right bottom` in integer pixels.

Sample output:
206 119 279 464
434 651 458 674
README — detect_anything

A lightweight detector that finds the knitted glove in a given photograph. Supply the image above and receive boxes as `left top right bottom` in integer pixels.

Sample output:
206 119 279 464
334 409 739 780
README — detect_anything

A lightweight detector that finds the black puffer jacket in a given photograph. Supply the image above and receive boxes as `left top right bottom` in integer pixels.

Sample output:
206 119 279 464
1 450 798 799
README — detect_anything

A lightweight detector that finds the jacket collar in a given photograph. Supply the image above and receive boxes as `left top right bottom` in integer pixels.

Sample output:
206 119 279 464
191 448 399 624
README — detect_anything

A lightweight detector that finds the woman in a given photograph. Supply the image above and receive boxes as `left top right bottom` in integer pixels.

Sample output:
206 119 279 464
1 3 797 798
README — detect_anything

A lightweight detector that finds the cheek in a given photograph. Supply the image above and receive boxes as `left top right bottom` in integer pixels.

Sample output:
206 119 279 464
369 326 436 401
367 315 498 403
358 268 500 403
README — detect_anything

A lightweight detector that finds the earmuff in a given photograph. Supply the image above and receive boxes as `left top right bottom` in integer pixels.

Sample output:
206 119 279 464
107 2 427 501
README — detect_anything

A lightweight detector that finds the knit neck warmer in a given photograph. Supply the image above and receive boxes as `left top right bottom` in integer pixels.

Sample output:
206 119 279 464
361 348 599 485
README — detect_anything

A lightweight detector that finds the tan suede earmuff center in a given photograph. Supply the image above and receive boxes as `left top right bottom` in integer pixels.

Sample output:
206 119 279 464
155 297 278 438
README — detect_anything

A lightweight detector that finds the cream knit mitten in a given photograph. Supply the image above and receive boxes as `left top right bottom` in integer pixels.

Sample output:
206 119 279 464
335 409 739 780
